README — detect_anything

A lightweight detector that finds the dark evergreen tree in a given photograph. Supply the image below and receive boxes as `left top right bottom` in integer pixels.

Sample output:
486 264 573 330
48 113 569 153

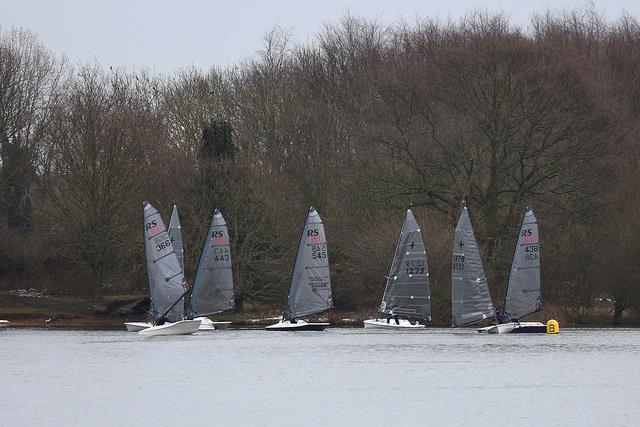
0 135 33 233
201 119 235 160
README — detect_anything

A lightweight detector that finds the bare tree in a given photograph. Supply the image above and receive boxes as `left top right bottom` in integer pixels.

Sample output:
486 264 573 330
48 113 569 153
42 66 163 301
354 15 610 289
162 67 234 155
0 27 66 232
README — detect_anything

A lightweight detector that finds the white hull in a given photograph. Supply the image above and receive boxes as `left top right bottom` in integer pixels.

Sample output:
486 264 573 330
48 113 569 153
195 317 231 331
478 321 547 334
363 318 425 329
138 319 202 336
0 320 9 327
124 322 152 332
265 319 330 331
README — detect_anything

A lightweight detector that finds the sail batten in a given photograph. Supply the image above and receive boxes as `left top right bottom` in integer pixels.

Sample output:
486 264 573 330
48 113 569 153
143 202 187 323
502 208 541 321
451 207 495 327
378 209 431 321
189 209 235 317
283 207 333 321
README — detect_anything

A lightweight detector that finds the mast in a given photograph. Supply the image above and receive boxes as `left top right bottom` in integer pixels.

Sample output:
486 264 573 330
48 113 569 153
500 207 528 320
168 205 188 315
187 208 213 319
376 210 406 316
142 202 152 322
282 209 309 321
168 205 184 276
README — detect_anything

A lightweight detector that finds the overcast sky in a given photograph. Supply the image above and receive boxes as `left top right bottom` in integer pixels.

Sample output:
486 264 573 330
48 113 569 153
2 0 639 74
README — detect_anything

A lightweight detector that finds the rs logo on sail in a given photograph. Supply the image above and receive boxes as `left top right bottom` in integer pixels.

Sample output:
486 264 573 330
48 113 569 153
307 228 322 244
146 220 163 236
212 230 228 245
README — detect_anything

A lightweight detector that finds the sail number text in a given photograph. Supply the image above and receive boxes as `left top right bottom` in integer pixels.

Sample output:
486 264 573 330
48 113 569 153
524 244 539 261
152 234 172 252
452 254 465 271
405 260 425 275
213 247 230 262
311 244 328 260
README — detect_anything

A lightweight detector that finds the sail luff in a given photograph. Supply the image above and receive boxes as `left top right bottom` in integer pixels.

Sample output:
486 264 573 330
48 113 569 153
142 203 152 320
186 208 213 317
502 208 527 311
283 207 333 321
379 209 431 321
451 207 495 327
380 212 406 305
503 207 541 321
282 210 309 319
189 209 235 317
143 202 187 323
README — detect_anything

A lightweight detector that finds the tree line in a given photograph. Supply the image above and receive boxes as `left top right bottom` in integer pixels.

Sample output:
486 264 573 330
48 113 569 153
1 7 640 324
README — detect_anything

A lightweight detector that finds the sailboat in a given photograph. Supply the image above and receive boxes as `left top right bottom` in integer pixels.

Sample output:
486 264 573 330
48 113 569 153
187 209 235 330
363 209 431 329
266 207 333 331
136 202 201 336
451 207 495 327
125 204 186 332
478 207 545 333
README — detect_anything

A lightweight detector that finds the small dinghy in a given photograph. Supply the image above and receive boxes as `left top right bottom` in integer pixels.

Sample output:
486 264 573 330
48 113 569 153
137 202 199 336
265 319 330 331
0 320 9 328
451 207 496 328
477 321 546 334
363 318 425 329
186 209 236 330
363 209 430 329
138 319 201 336
266 207 333 331
478 208 545 334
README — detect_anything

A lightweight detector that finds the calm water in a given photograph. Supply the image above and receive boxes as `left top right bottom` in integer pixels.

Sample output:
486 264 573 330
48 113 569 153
1 327 639 427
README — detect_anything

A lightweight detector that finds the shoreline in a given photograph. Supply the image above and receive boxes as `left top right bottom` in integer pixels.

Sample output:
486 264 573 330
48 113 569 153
1 293 636 329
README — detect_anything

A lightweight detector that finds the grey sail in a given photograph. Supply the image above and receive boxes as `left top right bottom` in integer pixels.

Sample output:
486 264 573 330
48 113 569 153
451 207 494 327
283 207 333 321
168 205 184 275
143 202 187 323
502 208 541 321
188 209 235 317
379 209 431 321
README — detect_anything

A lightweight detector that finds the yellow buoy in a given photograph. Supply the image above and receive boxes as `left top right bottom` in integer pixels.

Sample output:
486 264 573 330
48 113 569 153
546 319 559 334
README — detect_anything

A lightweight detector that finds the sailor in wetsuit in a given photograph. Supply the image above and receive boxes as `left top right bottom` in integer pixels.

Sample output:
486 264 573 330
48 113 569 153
496 307 511 324
386 314 400 325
